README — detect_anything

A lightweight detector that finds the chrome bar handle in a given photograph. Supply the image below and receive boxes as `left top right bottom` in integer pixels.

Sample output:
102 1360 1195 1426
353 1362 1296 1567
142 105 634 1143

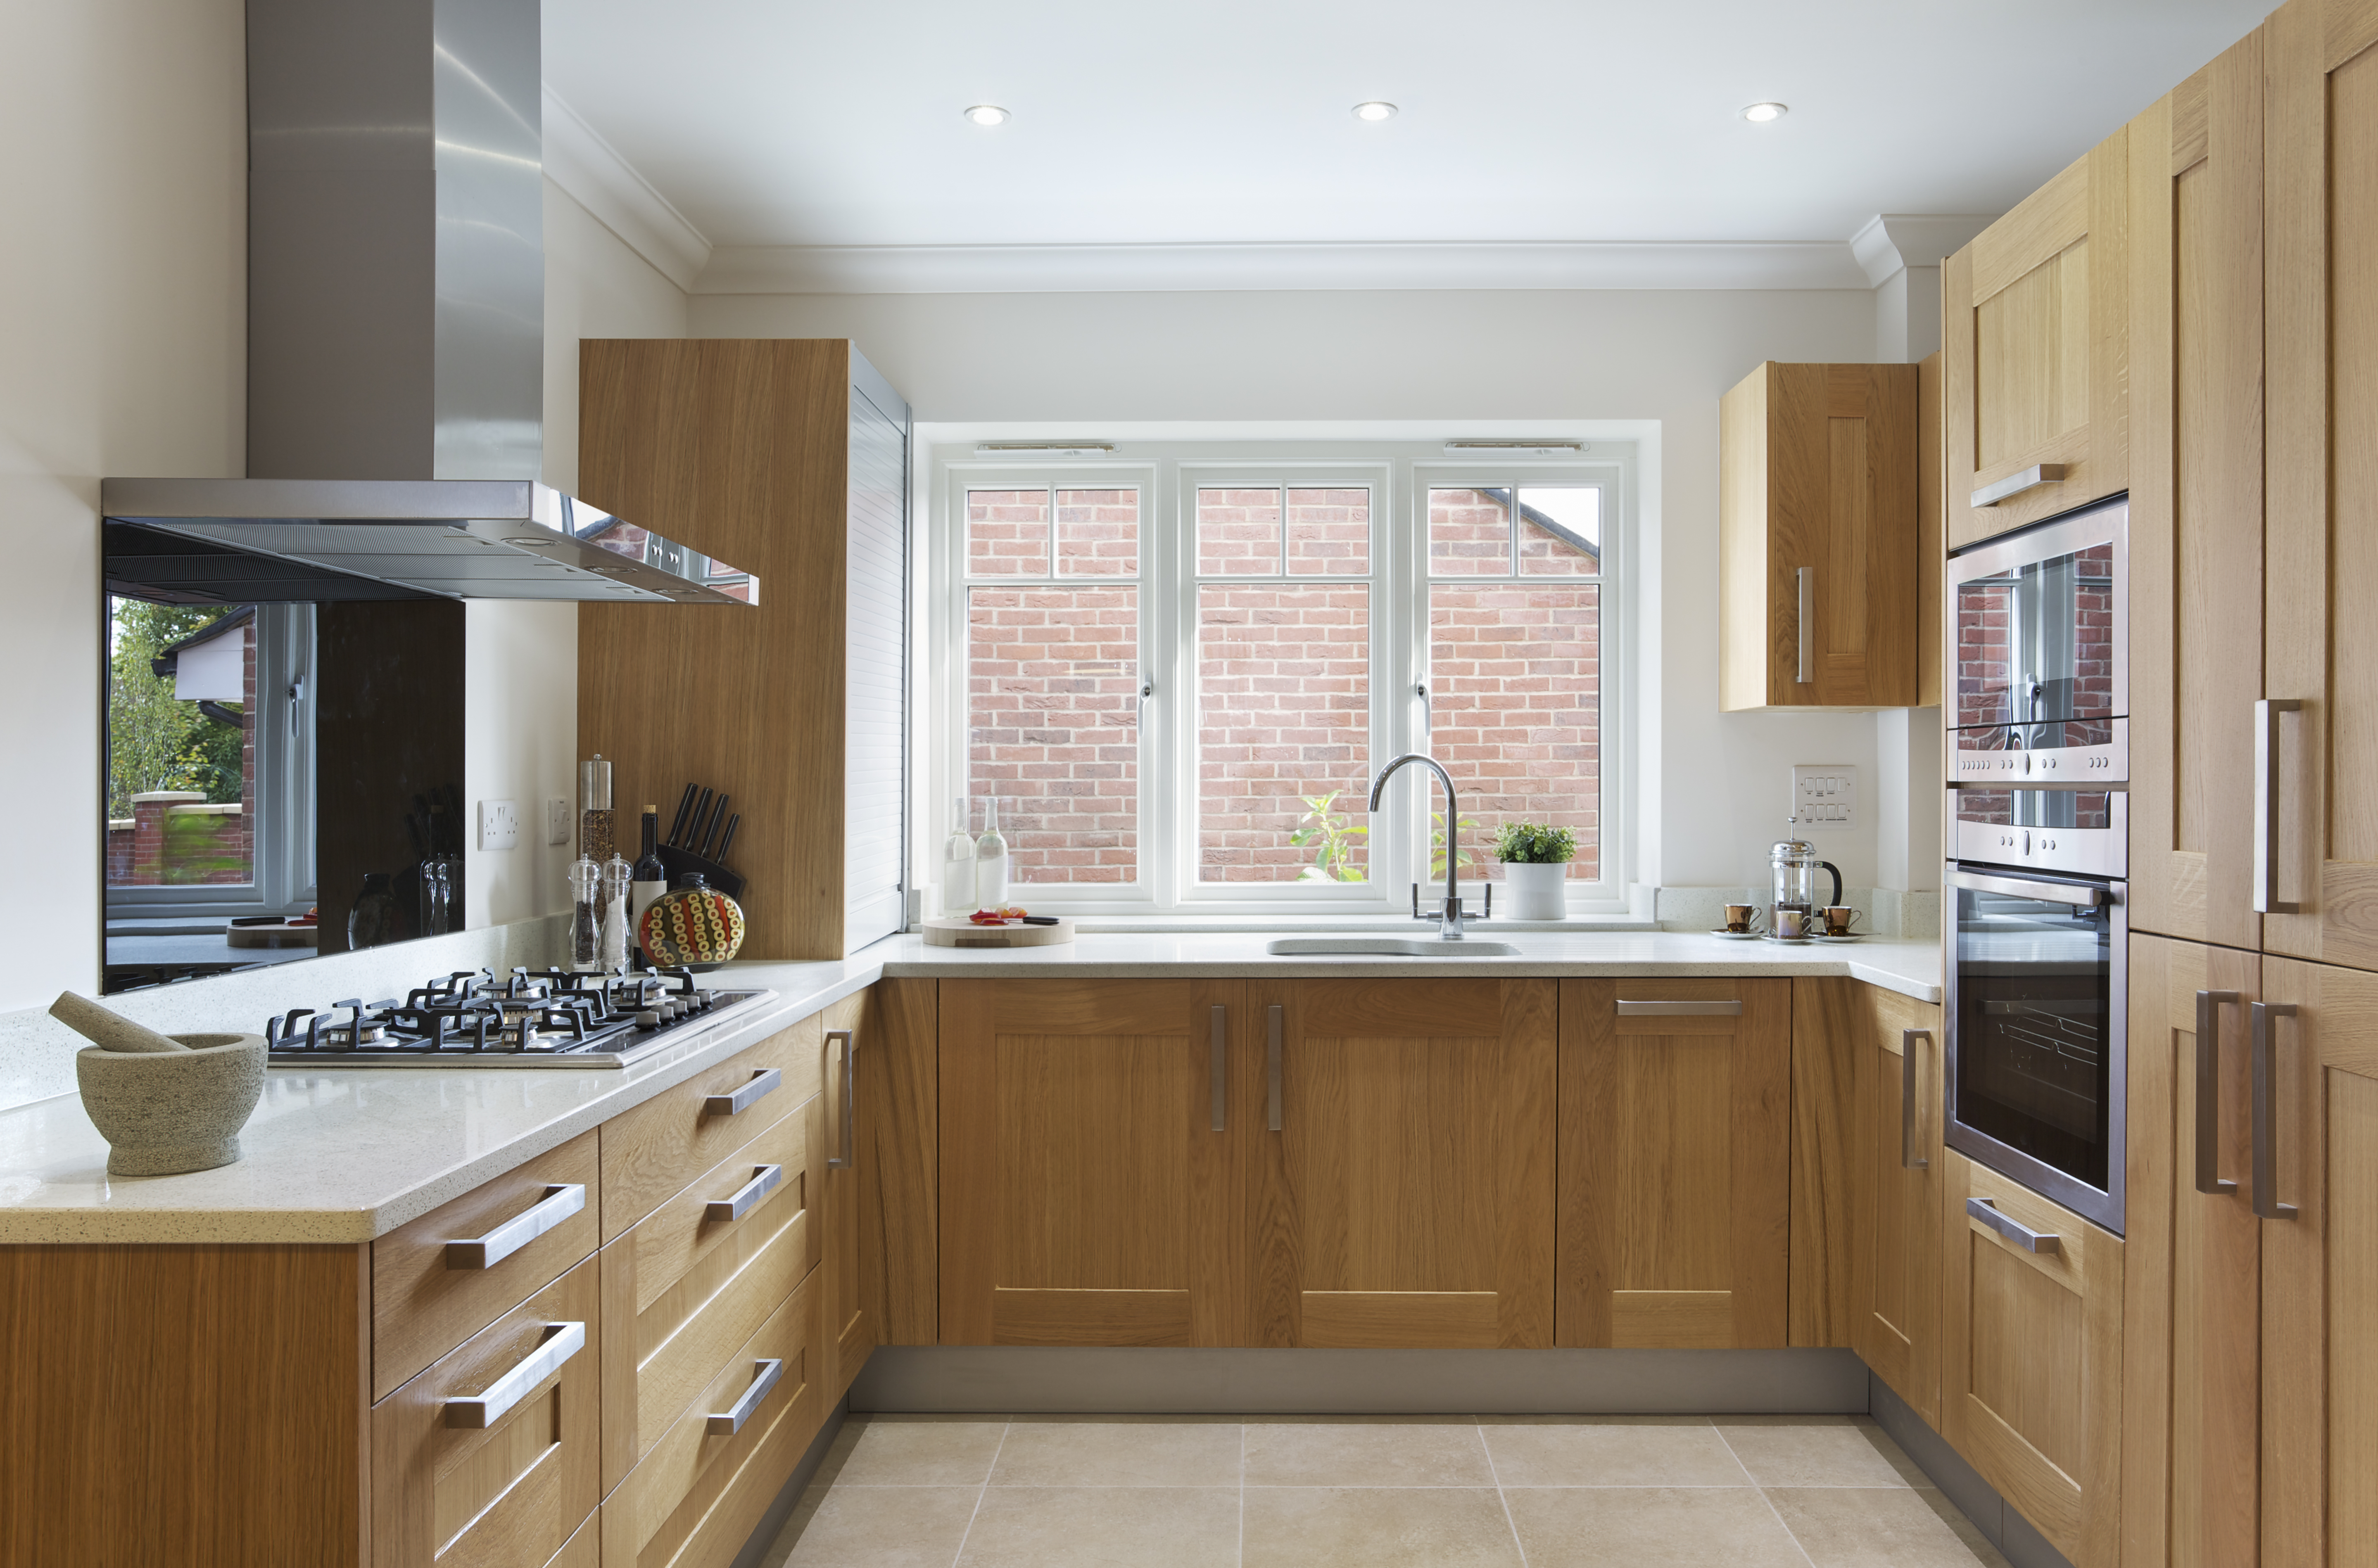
2255 700 2302 913
705 1163 783 1223
1617 1000 1744 1018
445 1182 585 1269
2195 990 2241 1196
2252 1002 2300 1221
444 1320 586 1428
1266 1003 1283 1132
1209 1006 1227 1132
705 1067 782 1117
1796 567 1812 684
1966 1196 2061 1254
827 1029 857 1169
1901 1030 1931 1170
706 1357 785 1436
1969 463 2067 510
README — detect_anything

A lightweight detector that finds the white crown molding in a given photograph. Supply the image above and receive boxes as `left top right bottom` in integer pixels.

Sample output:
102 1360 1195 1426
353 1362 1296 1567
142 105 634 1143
1849 213 2001 286
691 240 1877 295
541 87 712 292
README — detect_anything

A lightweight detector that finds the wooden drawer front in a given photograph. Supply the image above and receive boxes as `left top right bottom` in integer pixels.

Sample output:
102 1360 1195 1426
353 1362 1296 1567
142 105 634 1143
603 1276 821 1568
1941 1155 2122 1566
603 1016 821 1241
601 1113 816 1490
371 1255 600 1568
373 1129 600 1400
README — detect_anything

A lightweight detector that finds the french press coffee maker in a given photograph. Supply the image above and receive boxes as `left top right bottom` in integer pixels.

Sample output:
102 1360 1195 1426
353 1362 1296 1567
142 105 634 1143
1770 837 1843 937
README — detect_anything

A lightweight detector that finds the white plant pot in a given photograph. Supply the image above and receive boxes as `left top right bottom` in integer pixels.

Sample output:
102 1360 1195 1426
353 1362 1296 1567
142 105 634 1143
1499 861 1570 921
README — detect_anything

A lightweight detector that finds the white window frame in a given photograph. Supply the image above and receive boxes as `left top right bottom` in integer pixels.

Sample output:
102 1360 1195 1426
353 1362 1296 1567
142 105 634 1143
929 436 1637 919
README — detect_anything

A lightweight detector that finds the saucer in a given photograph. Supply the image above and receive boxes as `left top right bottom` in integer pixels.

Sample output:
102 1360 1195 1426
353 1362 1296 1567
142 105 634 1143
1764 934 1816 945
1816 932 1866 943
1709 929 1763 941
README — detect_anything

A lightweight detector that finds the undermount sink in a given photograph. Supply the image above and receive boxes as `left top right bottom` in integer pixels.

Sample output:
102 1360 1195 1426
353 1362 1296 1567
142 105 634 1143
1264 937 1522 957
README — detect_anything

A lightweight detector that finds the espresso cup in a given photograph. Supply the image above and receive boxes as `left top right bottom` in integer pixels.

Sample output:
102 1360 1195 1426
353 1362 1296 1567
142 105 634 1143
1723 903 1757 933
1773 909 1811 940
1823 905 1863 936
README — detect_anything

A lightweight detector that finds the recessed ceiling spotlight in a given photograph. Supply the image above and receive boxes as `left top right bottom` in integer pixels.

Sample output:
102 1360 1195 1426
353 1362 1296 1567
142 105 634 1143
964 104 1010 126
1352 101 1398 122
1741 101 1789 123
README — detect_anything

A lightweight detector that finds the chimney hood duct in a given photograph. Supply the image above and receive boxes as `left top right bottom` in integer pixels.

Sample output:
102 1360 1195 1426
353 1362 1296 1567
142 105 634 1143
100 0 755 607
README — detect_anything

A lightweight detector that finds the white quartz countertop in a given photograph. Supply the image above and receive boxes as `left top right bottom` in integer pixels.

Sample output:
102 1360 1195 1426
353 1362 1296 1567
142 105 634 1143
0 931 1939 1245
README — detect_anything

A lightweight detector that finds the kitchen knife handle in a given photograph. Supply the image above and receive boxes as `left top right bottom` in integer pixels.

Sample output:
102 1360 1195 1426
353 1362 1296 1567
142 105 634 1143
686 788 716 850
2195 989 2241 1196
715 814 741 864
667 783 699 846
700 794 731 857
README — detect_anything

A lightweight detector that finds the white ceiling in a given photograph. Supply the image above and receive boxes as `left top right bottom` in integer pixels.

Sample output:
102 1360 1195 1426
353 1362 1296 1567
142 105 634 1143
544 0 2268 262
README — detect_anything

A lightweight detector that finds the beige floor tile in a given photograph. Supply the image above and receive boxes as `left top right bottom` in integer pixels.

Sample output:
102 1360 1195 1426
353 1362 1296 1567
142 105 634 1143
1768 1487 2004 1566
990 1422 1242 1487
955 1486 1240 1568
777 1485 985 1567
1503 1487 1808 1568
1241 1421 1495 1486
832 1418 1011 1486
1716 1417 1915 1487
1484 1421 1754 1487
1243 1487 1523 1568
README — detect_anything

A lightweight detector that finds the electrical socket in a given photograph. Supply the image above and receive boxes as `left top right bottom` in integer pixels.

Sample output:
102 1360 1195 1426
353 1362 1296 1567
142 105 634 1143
478 799 519 851
546 797 570 846
1791 766 1858 830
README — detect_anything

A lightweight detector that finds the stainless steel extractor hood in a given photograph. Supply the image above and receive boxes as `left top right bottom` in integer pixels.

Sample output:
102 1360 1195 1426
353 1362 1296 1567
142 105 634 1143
102 0 753 606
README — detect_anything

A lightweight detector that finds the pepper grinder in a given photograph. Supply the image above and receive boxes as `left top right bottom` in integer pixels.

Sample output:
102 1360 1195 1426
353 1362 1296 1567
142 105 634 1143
568 854 601 973
598 854 633 973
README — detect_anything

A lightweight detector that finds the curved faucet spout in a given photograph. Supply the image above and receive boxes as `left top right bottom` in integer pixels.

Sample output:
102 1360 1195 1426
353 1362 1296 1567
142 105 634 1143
1367 753 1466 938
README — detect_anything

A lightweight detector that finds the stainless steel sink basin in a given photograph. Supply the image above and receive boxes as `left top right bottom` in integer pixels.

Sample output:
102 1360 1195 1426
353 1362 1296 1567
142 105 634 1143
1264 937 1521 957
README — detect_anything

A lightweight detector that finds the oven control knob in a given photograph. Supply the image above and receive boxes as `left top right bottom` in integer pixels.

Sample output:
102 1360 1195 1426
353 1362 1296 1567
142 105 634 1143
634 1009 663 1030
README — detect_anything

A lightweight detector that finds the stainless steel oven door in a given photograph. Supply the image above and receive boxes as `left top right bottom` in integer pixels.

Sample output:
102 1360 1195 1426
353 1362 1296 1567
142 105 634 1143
1945 866 2126 1234
1948 496 2127 782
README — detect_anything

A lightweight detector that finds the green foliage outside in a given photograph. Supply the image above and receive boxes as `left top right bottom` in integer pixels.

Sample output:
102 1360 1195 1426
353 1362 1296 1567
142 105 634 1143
107 600 245 820
1291 789 1478 883
1494 821 1577 864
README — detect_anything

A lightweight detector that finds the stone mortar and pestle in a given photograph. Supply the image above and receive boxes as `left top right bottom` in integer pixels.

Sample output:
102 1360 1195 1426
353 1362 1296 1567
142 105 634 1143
51 991 267 1177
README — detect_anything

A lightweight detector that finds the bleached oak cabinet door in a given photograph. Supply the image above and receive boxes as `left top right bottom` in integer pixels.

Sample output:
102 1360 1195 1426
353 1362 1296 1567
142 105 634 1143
2261 0 2378 974
2129 32 2269 951
1943 130 2129 548
817 986 874 1402
1939 1153 2124 1568
1846 986 1947 1424
1559 979 1790 1349
2259 956 2378 1567
1250 979 1557 1349
2121 935 2262 1568
938 979 1254 1347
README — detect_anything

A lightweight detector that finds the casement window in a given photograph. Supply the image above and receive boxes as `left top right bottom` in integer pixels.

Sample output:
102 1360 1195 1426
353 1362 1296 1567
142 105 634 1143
931 439 1631 916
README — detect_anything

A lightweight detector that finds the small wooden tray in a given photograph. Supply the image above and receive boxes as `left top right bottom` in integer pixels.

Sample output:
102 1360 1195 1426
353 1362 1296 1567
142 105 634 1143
920 916 1076 949
227 920 319 949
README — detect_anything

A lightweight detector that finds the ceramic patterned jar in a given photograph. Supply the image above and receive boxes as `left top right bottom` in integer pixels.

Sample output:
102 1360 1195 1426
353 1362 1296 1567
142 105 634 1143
638 874 746 968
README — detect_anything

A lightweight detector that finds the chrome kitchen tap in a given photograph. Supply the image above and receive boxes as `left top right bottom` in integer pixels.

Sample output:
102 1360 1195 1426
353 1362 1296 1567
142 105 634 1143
1368 753 1468 939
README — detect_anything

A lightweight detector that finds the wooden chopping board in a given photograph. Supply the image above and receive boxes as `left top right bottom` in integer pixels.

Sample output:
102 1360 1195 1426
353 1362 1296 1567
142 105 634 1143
227 919 319 949
920 916 1076 949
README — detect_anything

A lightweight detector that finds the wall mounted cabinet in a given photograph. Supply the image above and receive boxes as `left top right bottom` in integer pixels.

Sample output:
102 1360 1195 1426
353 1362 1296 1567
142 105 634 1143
1719 362 1922 710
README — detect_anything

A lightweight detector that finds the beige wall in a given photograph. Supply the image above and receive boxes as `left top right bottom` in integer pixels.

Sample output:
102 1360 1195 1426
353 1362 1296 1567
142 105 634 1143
689 287 1902 894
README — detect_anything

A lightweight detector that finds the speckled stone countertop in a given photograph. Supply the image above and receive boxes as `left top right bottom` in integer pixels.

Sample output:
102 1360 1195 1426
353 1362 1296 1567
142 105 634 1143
0 931 1939 1245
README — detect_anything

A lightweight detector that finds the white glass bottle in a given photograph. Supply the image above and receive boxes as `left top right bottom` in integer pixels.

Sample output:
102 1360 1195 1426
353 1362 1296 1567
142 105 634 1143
941 796 977 915
974 797 1010 908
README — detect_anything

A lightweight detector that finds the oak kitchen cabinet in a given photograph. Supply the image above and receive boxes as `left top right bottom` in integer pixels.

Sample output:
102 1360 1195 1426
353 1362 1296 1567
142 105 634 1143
1941 125 2130 547
1718 362 1922 710
1558 978 1791 1348
1840 984 1947 1424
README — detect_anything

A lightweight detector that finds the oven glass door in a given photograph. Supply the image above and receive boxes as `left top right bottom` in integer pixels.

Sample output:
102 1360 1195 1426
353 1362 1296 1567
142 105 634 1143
1947 868 2126 1232
1954 538 2119 730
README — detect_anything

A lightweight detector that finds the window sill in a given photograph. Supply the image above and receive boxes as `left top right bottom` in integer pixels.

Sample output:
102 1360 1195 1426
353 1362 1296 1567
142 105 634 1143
954 912 1658 935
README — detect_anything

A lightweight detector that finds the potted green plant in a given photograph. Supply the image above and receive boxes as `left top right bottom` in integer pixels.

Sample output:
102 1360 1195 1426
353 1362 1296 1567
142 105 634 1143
1494 822 1575 920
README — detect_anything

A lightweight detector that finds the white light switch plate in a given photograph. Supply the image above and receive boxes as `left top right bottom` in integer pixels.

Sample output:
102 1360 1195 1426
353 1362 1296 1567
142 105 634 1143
546 797 570 846
479 799 519 851
1792 765 1859 830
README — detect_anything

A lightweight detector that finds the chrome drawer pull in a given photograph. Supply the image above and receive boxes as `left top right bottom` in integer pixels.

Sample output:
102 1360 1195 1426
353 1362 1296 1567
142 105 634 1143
2252 1002 2300 1221
1970 463 2066 509
445 1182 585 1270
1901 1030 1930 1170
1209 1005 1227 1132
706 1357 785 1436
1966 1196 2060 1254
827 1029 858 1169
705 1067 781 1117
444 1320 585 1429
2195 990 2241 1196
1615 1000 1743 1017
705 1163 782 1224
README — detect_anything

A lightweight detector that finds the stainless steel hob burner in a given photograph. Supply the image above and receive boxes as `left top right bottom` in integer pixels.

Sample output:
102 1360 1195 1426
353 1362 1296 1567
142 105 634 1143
264 966 765 1068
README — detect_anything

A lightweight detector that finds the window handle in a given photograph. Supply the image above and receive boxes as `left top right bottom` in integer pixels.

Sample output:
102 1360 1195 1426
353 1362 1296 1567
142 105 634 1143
1415 682 1431 735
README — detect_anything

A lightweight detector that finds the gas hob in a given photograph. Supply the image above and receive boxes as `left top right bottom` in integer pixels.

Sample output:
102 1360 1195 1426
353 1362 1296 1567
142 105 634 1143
264 966 764 1068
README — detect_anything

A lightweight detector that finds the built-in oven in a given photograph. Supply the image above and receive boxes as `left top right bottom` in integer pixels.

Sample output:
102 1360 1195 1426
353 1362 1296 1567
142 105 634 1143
1948 494 2126 787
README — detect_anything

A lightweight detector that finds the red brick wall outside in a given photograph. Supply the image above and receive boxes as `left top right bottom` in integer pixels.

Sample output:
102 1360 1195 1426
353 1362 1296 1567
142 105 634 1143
1953 544 2114 732
1429 582 1601 881
1197 584 1372 881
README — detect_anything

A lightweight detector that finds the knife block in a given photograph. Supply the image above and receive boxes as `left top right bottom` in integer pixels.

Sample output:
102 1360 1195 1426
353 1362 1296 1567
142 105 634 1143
656 841 746 899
